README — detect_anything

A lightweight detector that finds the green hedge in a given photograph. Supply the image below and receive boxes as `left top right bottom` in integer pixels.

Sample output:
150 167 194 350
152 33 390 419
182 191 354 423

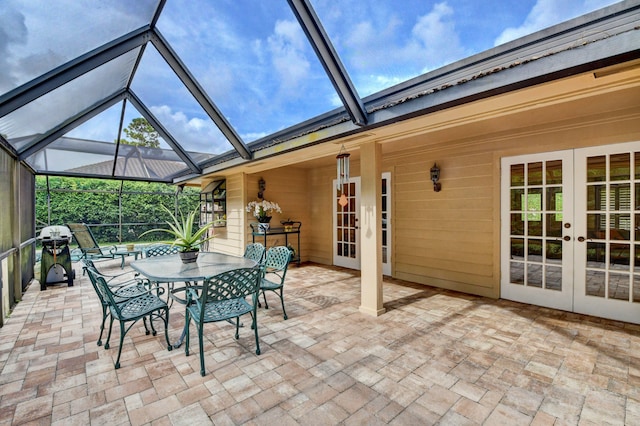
36 177 200 245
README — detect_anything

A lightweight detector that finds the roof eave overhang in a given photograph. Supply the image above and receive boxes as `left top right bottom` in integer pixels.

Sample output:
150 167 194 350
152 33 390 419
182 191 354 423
190 24 640 178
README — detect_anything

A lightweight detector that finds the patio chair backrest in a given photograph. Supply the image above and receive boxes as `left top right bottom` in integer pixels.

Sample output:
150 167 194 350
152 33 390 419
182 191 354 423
86 267 142 320
243 243 265 263
144 244 180 258
84 265 110 306
189 267 264 324
264 246 292 279
200 267 263 305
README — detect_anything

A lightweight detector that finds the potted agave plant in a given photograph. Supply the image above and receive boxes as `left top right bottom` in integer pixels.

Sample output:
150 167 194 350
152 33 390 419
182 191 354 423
140 205 216 264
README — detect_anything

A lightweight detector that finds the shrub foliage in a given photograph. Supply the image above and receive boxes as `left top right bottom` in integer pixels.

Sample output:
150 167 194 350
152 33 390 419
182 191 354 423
36 176 200 245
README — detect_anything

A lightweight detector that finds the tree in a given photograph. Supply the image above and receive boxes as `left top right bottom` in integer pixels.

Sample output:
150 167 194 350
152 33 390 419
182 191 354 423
119 118 160 148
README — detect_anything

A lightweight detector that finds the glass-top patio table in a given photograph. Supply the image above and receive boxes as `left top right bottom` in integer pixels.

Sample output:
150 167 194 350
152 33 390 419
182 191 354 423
130 251 257 282
131 251 258 347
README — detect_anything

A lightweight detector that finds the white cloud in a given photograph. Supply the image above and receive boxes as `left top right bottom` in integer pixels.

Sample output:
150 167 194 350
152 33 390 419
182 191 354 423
1 0 150 92
0 5 28 92
494 0 620 46
406 2 467 72
267 20 311 97
339 1 467 95
357 75 410 100
150 105 230 154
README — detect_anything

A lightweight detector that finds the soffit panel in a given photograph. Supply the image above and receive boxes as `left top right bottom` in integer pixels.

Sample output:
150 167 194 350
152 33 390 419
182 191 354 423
202 63 640 175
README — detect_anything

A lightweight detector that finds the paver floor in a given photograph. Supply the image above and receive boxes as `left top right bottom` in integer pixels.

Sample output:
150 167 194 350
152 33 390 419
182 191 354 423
1 259 639 425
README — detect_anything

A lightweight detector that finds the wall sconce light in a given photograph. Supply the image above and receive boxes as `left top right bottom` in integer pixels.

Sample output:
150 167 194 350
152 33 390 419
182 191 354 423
258 178 266 199
430 163 441 192
336 145 350 207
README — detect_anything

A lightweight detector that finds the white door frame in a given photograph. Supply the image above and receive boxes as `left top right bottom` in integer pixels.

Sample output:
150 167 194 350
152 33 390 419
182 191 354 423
501 142 640 324
382 172 391 276
573 142 640 323
333 177 360 269
332 173 391 273
500 150 574 312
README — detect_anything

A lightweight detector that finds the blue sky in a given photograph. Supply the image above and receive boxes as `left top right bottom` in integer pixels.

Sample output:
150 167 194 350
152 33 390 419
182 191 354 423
0 0 621 155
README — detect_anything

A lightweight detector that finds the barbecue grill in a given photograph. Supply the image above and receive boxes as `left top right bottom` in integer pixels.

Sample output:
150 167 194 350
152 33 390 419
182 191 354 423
39 225 75 290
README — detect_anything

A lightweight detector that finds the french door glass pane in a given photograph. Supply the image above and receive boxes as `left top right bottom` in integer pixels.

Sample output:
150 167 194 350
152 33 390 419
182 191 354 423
508 160 564 291
587 156 606 182
528 162 543 185
610 153 630 181
511 164 525 186
546 160 563 185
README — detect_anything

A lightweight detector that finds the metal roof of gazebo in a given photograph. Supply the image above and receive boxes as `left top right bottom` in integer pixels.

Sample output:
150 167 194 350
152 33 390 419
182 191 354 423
1 0 638 183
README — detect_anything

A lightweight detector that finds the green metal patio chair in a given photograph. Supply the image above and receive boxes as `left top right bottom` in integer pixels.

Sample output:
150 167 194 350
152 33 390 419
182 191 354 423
184 266 264 376
83 260 163 347
143 243 182 305
243 242 265 263
144 243 181 258
259 246 292 320
85 266 172 369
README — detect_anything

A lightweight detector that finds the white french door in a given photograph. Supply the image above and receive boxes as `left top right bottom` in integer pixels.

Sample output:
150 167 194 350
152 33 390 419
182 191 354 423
381 172 391 276
333 177 360 269
501 151 575 312
501 142 640 324
333 174 391 274
574 143 640 323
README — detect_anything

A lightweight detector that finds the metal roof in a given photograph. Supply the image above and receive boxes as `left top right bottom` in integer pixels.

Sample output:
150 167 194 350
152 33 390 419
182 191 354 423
0 0 639 183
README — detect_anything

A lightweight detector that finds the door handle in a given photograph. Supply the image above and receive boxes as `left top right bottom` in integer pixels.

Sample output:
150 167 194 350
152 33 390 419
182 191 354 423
563 236 571 241
577 236 585 242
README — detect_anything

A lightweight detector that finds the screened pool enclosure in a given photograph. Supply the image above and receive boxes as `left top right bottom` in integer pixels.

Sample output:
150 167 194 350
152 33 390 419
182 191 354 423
1 1 639 325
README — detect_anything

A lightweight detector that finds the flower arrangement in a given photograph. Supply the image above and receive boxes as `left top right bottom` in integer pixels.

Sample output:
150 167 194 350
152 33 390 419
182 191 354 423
246 200 282 222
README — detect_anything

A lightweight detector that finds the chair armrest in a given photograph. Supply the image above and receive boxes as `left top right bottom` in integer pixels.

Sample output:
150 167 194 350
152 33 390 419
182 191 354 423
109 277 165 296
100 270 133 283
114 281 165 298
185 286 203 306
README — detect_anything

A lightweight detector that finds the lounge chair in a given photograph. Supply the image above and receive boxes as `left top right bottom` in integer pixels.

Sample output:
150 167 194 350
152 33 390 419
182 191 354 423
67 223 118 261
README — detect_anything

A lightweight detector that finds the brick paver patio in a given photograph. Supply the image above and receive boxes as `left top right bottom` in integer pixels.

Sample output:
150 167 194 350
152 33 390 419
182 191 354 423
1 258 639 425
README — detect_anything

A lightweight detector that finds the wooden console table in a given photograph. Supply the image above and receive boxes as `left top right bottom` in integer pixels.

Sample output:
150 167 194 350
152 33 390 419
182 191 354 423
250 221 301 265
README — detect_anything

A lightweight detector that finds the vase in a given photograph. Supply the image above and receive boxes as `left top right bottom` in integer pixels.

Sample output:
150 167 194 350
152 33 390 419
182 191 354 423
257 216 272 224
254 216 271 233
179 250 199 264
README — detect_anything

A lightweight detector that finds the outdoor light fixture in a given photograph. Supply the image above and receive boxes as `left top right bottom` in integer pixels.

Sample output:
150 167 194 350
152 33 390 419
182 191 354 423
336 145 350 207
258 178 266 199
430 163 441 192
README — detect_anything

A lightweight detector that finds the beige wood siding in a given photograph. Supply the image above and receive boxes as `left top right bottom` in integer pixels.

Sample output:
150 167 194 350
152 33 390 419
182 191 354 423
244 168 311 260
384 148 496 297
198 67 640 301
205 173 245 256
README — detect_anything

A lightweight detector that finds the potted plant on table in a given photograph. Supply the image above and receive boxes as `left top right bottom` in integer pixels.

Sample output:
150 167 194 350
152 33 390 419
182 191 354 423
246 199 282 233
140 205 216 264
